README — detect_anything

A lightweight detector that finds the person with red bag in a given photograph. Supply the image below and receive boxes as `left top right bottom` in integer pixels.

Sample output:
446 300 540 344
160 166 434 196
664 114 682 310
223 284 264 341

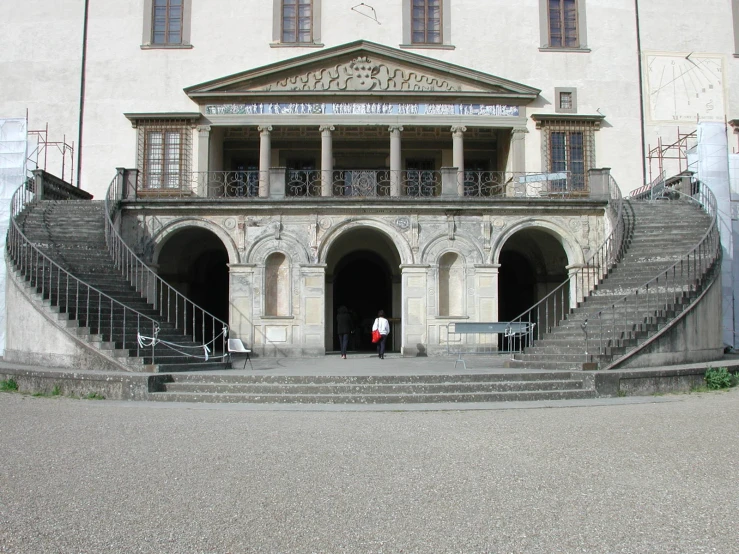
372 310 390 359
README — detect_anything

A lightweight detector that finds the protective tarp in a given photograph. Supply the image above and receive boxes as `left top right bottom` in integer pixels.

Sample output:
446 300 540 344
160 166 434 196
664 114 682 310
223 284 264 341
696 122 733 348
0 118 28 357
730 152 739 350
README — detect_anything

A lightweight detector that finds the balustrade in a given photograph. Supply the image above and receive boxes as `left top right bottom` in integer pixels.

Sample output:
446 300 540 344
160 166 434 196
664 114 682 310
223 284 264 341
131 169 594 200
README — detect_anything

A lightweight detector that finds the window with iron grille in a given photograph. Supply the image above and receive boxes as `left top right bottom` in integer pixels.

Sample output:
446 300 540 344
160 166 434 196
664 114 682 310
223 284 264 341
548 0 578 48
137 121 192 190
282 0 313 43
412 0 442 44
541 121 596 191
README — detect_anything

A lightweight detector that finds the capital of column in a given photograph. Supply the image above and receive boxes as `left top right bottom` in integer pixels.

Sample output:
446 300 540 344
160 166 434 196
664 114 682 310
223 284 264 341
511 126 529 135
388 125 404 134
258 125 273 135
319 125 335 134
196 125 211 135
451 125 467 137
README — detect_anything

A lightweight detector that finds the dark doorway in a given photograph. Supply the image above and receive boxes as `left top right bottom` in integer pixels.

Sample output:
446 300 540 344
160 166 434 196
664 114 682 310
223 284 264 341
332 251 392 352
156 228 230 344
189 249 230 324
498 250 537 321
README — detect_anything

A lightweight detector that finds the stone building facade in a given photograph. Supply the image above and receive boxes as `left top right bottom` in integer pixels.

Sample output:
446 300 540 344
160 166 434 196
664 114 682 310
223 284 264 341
2 1 737 356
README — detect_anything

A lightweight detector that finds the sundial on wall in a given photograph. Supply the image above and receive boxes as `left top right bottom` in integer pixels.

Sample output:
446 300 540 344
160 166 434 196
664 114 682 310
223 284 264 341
645 52 725 123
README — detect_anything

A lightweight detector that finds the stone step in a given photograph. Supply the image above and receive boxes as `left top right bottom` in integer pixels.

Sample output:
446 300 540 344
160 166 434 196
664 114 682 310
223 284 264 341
166 372 584 385
148 388 596 404
162 378 585 395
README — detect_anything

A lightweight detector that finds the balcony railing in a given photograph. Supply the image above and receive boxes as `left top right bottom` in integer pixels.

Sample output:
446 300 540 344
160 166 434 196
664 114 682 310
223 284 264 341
130 169 595 200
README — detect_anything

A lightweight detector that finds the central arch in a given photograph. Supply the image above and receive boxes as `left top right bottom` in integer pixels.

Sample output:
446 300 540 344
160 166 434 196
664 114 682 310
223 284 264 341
325 226 402 354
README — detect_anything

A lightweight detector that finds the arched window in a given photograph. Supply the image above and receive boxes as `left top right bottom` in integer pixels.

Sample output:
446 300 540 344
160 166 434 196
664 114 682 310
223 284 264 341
439 252 464 316
265 253 290 316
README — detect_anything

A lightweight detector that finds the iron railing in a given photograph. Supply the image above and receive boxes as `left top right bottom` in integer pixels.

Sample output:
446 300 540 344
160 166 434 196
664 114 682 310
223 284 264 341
590 182 720 367
193 170 262 198
629 170 666 201
508 173 627 350
460 170 583 197
6 176 159 366
106 173 229 360
130 170 590 199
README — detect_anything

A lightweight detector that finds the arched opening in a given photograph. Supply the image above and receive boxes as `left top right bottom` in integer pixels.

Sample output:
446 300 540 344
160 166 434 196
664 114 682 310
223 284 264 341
325 227 401 353
438 251 465 316
265 252 290 316
156 227 230 339
498 228 570 337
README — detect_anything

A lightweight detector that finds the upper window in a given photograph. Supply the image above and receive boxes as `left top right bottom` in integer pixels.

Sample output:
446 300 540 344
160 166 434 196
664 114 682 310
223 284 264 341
142 0 192 48
401 0 452 49
539 0 588 51
153 0 182 44
412 0 441 44
272 0 322 46
548 0 578 48
282 0 312 43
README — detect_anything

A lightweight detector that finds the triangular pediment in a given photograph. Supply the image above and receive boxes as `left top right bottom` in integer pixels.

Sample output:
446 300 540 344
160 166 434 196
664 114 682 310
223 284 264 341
186 41 539 101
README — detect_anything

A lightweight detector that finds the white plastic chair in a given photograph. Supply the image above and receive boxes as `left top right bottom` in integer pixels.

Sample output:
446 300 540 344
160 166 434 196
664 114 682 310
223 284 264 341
227 338 253 370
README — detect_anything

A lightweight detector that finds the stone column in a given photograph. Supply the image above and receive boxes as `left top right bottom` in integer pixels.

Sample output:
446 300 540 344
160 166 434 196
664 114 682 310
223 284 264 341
474 264 501 352
401 264 430 357
228 263 257 351
258 125 272 198
301 264 327 356
510 126 527 173
196 125 211 197
506 126 528 197
451 126 466 196
320 125 334 197
474 264 500 322
389 126 403 196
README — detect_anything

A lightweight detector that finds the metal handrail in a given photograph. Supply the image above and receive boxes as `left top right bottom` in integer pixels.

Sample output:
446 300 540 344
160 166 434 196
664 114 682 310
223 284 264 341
629 170 666 201
6 177 159 366
508 173 626 350
105 172 229 359
588 181 720 366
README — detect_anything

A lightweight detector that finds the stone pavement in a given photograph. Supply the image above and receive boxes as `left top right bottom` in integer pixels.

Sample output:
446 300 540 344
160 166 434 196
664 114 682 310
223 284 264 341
0 383 737 553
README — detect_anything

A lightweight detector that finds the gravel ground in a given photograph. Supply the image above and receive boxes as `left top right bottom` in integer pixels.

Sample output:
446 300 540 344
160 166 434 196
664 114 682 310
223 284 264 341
0 390 738 554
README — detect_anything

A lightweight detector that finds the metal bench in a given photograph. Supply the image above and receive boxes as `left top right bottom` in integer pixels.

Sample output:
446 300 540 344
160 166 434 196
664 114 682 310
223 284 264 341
445 321 535 369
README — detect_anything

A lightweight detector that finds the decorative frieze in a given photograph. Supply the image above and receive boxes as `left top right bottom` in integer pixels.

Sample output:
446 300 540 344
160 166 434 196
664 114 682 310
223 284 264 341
206 102 520 117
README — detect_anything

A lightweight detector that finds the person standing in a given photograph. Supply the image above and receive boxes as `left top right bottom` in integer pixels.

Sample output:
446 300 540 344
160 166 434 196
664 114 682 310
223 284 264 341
372 310 390 359
336 306 353 359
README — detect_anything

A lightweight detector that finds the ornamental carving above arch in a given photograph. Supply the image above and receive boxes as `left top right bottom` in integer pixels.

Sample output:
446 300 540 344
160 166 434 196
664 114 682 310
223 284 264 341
268 57 461 92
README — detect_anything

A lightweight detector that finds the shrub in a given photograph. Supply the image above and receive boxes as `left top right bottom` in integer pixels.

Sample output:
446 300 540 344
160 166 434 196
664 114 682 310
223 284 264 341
704 367 733 390
0 379 19 392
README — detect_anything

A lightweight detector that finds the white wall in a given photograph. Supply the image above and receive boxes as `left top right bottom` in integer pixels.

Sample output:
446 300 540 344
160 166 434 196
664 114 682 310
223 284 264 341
1 0 735 198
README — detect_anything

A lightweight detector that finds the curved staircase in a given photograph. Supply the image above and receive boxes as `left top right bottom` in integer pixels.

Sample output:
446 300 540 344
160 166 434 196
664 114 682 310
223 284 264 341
8 194 230 372
510 193 720 370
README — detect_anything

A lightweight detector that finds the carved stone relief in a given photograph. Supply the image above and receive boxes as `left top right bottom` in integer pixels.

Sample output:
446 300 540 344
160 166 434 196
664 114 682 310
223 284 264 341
264 57 464 92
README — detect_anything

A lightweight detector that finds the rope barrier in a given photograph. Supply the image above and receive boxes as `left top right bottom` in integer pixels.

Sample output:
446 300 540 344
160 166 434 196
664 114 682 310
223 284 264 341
136 325 230 361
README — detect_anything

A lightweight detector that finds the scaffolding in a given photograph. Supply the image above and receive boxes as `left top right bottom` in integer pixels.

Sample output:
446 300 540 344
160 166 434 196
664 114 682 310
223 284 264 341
646 128 697 185
26 121 75 185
